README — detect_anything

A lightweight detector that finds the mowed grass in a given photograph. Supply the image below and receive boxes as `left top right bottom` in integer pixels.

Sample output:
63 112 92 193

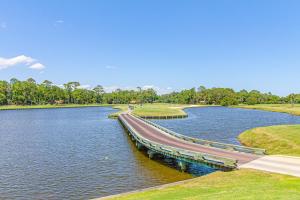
0 104 109 110
239 125 300 156
132 104 200 117
235 104 300 116
109 103 205 118
104 169 300 200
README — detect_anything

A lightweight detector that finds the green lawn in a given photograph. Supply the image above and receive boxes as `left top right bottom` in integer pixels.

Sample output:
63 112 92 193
132 104 202 116
0 104 109 110
239 125 300 156
104 169 300 200
234 104 300 116
108 103 205 118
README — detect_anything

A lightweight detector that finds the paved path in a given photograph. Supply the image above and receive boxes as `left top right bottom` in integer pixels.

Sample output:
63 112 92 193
121 114 260 166
240 155 300 177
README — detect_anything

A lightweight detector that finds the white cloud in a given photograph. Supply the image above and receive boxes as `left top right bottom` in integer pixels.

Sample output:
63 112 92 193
105 65 117 70
0 22 6 29
0 55 36 69
55 84 64 88
78 84 91 89
142 85 155 90
103 85 120 92
142 85 163 92
0 55 46 71
29 63 45 70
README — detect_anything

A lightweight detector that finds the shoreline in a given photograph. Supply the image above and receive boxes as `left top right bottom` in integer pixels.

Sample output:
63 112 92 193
92 168 300 200
93 177 199 200
108 104 208 119
0 104 111 111
233 104 300 116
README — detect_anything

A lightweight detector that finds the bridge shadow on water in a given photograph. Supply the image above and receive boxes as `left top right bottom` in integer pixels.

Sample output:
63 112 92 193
121 125 217 177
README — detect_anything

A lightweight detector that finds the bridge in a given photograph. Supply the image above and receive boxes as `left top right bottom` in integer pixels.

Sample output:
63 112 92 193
118 113 265 171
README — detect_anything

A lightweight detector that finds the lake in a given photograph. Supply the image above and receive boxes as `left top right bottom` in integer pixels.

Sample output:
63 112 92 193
1 106 300 199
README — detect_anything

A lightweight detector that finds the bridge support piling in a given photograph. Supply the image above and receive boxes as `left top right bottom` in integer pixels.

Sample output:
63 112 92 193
177 160 188 172
147 150 156 159
131 136 135 141
136 142 144 150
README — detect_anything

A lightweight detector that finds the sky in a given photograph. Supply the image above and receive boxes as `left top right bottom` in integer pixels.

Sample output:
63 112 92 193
0 0 300 95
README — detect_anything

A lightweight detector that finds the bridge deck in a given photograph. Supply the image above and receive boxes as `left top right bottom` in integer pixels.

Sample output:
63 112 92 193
121 113 260 166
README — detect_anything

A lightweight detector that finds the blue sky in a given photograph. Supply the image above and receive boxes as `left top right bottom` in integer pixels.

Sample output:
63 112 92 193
0 0 300 95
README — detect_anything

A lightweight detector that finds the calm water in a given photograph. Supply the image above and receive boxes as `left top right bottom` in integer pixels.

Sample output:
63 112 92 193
153 106 300 144
1 106 300 199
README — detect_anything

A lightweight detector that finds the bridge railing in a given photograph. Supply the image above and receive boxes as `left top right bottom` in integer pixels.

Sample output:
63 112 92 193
119 115 237 169
132 114 266 155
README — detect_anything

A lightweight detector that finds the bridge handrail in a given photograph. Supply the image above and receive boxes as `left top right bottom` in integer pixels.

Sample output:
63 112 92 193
119 115 237 169
132 114 266 155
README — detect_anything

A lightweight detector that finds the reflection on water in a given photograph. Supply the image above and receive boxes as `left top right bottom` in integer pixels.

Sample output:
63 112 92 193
1 106 300 199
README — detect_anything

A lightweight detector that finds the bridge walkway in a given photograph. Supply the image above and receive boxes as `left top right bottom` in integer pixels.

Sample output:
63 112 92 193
120 113 261 167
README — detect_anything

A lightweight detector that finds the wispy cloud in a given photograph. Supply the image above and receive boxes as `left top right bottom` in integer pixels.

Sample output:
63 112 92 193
78 84 91 89
54 19 64 27
29 63 45 70
0 55 45 70
142 85 155 90
105 65 117 70
103 85 120 92
0 55 35 69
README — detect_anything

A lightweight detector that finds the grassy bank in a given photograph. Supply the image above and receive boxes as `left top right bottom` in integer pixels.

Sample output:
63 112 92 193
234 104 300 116
108 104 129 118
108 104 205 119
239 125 300 156
0 103 205 119
0 104 111 110
101 169 300 200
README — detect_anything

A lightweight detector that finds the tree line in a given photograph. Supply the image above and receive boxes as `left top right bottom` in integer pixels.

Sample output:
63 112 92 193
0 78 298 106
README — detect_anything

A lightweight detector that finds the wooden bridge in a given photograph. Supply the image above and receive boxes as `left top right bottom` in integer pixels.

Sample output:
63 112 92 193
118 113 265 171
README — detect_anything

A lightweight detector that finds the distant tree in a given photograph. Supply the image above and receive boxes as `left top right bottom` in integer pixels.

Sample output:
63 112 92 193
93 85 105 103
42 80 53 87
0 78 291 106
64 82 80 103
10 78 19 85
0 81 9 105
27 78 36 84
